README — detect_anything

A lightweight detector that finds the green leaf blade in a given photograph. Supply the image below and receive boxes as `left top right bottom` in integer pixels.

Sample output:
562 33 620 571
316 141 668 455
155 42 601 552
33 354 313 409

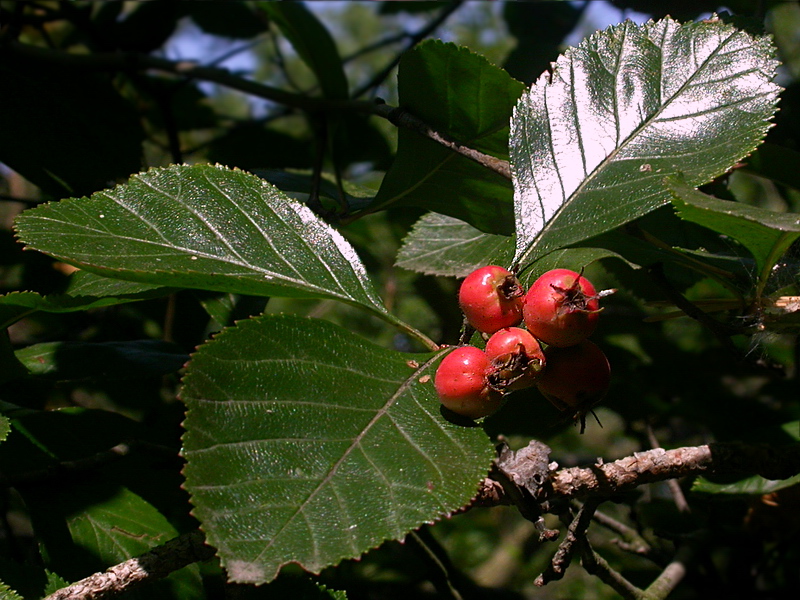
181 315 493 584
396 213 514 277
668 177 800 294
371 41 525 235
512 16 781 267
260 2 348 99
14 165 390 319
14 340 187 380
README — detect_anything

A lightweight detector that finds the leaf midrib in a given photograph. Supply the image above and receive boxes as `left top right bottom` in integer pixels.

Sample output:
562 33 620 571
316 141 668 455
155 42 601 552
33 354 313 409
246 349 451 570
520 24 741 262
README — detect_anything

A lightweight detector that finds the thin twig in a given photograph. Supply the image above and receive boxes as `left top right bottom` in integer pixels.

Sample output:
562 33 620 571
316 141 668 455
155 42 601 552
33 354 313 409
408 527 472 600
43 531 215 600
6 42 511 182
646 425 691 514
581 544 645 600
591 507 654 557
0 440 180 488
642 545 693 600
535 498 600 586
350 1 464 99
371 103 512 180
647 263 742 354
472 441 800 505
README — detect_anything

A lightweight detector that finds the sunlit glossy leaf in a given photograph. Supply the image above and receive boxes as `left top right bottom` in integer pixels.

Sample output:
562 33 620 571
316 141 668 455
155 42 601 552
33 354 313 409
181 314 493 584
14 165 392 320
512 16 780 268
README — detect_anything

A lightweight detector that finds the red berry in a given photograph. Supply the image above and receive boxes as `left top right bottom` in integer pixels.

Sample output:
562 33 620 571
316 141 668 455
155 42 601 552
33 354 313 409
523 268 601 347
484 327 545 391
536 340 610 433
458 266 524 334
434 346 502 419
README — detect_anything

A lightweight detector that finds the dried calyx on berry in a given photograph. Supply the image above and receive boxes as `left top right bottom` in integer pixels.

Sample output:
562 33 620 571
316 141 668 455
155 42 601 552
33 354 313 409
458 265 525 334
523 268 609 347
484 327 545 392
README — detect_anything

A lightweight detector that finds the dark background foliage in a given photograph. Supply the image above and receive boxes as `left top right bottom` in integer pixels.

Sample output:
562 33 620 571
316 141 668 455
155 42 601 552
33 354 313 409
1 1 799 599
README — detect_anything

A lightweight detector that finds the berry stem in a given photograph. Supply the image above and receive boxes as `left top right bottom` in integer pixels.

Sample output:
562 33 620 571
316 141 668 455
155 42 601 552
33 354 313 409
382 312 440 351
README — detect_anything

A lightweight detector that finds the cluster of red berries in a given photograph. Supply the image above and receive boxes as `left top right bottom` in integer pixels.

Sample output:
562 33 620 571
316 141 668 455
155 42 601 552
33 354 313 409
434 265 611 431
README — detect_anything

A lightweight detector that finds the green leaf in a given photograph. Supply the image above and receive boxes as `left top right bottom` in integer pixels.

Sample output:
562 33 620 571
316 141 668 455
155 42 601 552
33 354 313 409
517 247 626 287
14 165 392 321
693 423 800 495
0 560 69 600
668 177 800 297
0 276 170 330
256 577 348 600
22 483 202 597
371 41 526 235
0 416 10 444
63 270 169 299
0 580 22 600
181 314 493 584
0 260 172 333
40 572 71 598
0 408 141 480
193 291 269 330
259 2 348 99
0 407 202 596
692 472 800 495
252 169 376 213
395 213 622 281
14 340 187 380
512 16 781 268
396 213 514 277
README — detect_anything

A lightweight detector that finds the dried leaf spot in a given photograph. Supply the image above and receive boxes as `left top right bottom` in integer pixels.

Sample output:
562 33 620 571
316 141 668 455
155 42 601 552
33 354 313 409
226 560 267 584
418 375 431 383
